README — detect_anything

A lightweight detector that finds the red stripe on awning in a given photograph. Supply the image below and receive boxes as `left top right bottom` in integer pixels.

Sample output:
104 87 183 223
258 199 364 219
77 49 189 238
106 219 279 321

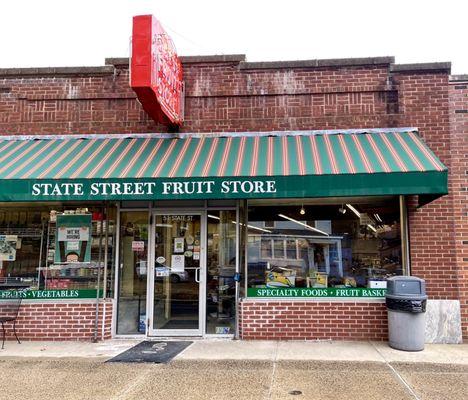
135 138 164 178
152 139 178 177
185 137 206 177
202 137 219 177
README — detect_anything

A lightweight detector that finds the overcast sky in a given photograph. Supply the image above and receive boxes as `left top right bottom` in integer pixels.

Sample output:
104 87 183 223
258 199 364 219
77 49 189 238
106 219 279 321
0 0 466 74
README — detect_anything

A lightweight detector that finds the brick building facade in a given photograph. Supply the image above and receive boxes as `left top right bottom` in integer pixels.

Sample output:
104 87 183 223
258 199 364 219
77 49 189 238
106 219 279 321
0 55 465 342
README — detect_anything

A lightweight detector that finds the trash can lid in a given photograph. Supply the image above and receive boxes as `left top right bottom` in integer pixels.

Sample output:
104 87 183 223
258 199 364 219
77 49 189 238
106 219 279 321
387 276 425 282
386 275 426 296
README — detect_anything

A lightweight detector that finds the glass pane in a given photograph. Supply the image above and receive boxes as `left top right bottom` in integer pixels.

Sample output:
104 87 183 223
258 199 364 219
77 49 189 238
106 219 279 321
116 211 148 335
260 237 271 258
238 200 247 298
0 203 115 297
286 239 297 259
247 197 402 291
153 214 200 331
273 239 284 259
206 210 237 335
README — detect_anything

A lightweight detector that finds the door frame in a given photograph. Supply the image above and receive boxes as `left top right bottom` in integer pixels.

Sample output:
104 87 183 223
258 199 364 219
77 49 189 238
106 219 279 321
147 210 207 336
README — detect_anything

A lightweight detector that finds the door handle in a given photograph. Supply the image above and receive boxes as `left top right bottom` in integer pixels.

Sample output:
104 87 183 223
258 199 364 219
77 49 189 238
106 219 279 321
195 268 200 283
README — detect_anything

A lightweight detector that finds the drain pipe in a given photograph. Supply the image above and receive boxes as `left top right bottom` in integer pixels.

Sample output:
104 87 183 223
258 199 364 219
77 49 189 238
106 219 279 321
92 207 104 343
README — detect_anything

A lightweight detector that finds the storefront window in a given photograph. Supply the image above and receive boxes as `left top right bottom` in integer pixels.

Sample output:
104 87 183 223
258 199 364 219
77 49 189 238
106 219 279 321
206 210 237 335
0 203 115 300
247 197 403 298
116 211 148 334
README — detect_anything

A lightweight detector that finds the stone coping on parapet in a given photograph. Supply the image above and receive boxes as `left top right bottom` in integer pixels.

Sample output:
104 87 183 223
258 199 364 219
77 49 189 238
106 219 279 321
0 56 452 77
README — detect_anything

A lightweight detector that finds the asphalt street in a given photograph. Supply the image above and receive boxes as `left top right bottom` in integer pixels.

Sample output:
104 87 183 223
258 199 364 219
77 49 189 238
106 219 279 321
0 358 466 400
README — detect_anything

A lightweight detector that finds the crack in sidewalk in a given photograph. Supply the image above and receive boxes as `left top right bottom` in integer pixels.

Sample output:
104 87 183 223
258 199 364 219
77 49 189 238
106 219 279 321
114 367 155 400
265 341 279 400
370 341 421 400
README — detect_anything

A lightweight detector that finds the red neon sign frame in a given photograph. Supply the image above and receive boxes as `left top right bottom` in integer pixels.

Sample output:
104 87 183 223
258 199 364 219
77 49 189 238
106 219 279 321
131 15 184 127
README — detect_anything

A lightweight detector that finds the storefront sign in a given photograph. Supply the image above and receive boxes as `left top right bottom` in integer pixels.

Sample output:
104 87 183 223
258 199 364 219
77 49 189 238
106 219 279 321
55 214 92 263
247 287 387 298
31 179 276 197
0 289 101 300
131 14 183 126
27 178 277 200
0 169 448 202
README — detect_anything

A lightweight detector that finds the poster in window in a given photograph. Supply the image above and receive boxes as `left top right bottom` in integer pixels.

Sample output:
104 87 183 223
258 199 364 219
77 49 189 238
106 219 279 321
0 235 18 261
55 214 92 263
132 241 145 252
171 254 185 272
174 237 184 253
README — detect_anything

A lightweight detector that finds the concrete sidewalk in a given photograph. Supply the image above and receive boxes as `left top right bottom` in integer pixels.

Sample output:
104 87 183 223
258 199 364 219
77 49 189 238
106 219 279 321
1 340 467 399
1 339 467 365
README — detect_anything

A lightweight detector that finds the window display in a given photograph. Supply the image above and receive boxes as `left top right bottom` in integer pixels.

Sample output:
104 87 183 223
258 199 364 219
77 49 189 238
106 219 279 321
247 197 403 297
0 204 115 299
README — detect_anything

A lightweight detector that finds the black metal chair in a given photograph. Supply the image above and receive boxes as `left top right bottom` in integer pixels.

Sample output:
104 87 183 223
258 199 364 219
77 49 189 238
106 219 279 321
0 297 22 349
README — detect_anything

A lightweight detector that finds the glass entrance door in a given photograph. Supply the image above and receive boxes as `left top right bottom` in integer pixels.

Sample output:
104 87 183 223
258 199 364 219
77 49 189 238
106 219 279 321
148 212 205 336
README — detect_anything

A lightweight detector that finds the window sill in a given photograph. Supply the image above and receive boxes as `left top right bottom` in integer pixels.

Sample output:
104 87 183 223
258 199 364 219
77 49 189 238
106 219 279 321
241 297 385 303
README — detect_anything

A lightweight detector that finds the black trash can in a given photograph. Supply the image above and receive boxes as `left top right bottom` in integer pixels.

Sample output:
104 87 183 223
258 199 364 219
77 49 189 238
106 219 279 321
386 276 427 351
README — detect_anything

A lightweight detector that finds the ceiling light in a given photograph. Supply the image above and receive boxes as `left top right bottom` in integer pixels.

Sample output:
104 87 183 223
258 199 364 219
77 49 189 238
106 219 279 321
299 205 305 215
231 221 271 233
346 204 361 218
208 214 220 220
278 214 329 235
367 224 377 233
374 213 382 223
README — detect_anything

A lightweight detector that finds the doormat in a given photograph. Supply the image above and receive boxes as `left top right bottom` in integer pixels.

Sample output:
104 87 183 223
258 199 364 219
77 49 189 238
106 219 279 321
107 341 192 364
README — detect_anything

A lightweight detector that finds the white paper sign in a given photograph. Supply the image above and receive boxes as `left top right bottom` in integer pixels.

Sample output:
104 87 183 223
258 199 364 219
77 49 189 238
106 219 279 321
66 241 79 251
57 227 89 241
174 237 184 253
193 252 200 260
171 254 185 272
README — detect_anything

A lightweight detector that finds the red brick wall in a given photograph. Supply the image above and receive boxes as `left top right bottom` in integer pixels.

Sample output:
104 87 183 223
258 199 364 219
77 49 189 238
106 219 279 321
391 72 458 299
240 301 387 340
3 300 113 341
449 77 468 339
0 71 161 135
0 60 399 135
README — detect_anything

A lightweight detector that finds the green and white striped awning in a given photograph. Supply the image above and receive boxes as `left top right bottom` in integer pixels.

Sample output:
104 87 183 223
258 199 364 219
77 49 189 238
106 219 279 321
0 129 447 202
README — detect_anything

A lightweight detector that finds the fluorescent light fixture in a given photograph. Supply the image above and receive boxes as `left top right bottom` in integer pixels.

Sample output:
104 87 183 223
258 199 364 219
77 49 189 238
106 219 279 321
367 224 377 233
247 225 272 233
231 221 271 233
346 204 361 218
278 214 329 236
373 213 382 223
155 224 173 228
208 214 220 220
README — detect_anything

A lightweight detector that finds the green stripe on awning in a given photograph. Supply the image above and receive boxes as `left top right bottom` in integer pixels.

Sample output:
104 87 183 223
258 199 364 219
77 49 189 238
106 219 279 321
0 130 448 202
